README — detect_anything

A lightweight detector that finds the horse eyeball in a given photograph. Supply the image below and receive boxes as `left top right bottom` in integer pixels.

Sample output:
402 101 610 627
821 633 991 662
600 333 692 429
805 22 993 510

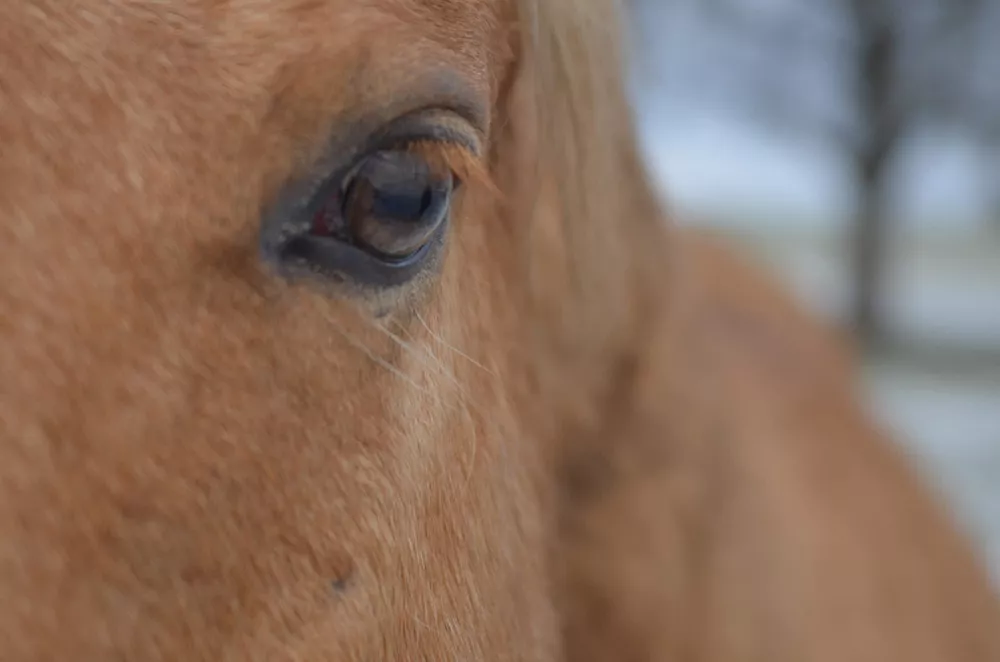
341 150 453 260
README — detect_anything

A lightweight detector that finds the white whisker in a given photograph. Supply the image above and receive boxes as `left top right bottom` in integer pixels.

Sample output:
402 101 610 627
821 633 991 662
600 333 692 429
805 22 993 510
338 303 486 491
414 310 498 379
326 316 431 397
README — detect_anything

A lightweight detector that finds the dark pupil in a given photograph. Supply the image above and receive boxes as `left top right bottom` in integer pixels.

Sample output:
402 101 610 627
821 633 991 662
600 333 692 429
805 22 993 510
370 175 434 222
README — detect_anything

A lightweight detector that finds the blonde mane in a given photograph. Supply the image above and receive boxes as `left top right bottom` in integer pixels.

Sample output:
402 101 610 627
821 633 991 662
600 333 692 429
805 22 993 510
521 0 666 322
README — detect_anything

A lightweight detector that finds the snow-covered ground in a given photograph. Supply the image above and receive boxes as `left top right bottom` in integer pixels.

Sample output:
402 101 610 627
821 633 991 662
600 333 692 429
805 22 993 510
864 354 1000 584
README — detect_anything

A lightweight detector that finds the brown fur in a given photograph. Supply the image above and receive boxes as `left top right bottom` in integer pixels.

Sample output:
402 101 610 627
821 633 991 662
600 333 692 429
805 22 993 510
1 0 997 660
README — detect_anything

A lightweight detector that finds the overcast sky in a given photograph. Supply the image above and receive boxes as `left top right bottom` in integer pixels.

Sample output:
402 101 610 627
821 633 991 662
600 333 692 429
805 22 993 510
626 0 995 232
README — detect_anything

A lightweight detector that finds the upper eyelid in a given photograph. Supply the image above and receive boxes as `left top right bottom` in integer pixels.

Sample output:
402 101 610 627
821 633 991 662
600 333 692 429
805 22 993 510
288 70 487 193
329 74 487 160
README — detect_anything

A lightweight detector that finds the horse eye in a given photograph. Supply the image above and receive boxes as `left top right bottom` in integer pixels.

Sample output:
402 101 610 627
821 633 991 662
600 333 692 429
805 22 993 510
309 150 453 261
267 115 478 290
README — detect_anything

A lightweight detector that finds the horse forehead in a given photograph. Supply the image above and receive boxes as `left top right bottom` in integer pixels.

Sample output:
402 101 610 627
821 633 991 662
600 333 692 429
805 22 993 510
0 0 510 89
0 0 512 137
0 0 508 42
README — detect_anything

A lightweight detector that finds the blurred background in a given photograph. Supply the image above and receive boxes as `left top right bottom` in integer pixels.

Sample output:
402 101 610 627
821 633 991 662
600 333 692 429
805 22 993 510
624 0 1000 584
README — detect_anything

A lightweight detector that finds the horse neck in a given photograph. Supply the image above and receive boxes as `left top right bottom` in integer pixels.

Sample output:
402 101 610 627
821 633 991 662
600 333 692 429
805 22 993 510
526 130 684 459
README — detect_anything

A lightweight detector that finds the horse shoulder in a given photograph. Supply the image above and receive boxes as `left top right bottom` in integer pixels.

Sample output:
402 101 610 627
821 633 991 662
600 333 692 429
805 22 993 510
680 227 1000 660
557 226 1000 661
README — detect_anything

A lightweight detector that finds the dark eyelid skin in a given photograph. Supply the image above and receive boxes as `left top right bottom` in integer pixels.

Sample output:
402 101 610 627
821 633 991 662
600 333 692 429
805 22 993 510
279 224 445 289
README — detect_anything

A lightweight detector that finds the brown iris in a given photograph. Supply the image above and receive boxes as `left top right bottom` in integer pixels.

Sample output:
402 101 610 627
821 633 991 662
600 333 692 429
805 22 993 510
311 149 454 260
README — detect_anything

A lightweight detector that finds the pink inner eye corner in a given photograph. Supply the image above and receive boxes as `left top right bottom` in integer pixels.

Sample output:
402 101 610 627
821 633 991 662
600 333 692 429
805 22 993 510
311 193 340 236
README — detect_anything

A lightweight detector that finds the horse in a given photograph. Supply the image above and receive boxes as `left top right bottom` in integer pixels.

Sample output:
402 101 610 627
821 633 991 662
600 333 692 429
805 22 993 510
1 0 998 659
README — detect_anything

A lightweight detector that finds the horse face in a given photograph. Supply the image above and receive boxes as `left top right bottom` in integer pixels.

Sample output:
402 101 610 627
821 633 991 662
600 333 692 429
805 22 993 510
0 1 559 659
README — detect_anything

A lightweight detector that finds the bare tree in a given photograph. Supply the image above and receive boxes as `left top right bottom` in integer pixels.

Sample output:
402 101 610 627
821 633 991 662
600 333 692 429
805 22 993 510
629 0 996 346
958 1 1000 230
845 0 897 343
